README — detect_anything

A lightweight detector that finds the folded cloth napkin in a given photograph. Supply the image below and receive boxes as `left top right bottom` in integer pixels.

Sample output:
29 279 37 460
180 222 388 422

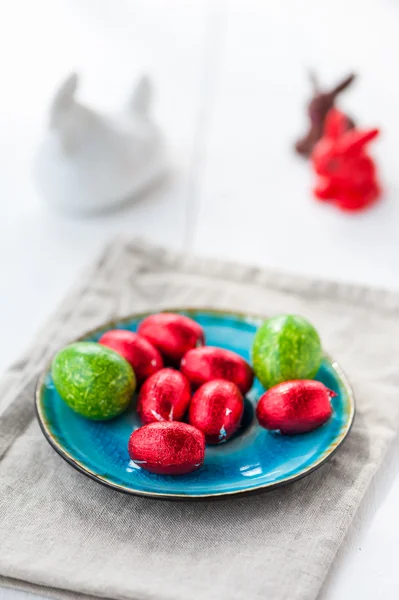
1 238 399 600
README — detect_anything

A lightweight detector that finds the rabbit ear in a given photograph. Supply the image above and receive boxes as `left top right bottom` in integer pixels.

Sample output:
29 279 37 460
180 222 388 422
324 108 348 139
331 73 356 97
128 75 152 116
50 72 78 125
309 70 320 92
339 128 380 154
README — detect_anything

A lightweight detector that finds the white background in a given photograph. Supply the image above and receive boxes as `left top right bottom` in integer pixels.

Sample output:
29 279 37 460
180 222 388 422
1 0 399 598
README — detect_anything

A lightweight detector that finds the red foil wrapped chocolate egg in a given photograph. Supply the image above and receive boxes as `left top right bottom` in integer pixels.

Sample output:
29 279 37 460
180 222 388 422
136 368 191 424
188 379 244 444
256 380 335 435
181 346 253 394
138 313 205 363
98 330 163 384
128 421 205 475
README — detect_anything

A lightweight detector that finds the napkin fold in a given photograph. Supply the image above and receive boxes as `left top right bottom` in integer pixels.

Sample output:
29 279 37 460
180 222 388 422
1 238 399 600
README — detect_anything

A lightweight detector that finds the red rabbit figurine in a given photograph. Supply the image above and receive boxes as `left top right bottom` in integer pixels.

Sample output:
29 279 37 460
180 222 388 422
311 108 381 212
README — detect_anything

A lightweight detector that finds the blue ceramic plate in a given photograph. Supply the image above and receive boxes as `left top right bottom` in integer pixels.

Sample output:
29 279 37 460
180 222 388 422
35 309 355 499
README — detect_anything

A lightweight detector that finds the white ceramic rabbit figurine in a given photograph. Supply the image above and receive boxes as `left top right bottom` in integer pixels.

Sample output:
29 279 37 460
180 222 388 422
35 73 168 215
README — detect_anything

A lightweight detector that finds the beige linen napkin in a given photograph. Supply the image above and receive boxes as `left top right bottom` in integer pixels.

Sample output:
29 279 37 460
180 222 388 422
1 238 399 600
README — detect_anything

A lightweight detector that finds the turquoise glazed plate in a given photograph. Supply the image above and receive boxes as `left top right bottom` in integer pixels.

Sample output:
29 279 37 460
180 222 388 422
35 309 355 499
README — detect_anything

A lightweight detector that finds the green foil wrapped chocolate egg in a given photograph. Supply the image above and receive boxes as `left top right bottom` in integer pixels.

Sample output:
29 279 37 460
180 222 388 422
252 315 322 389
52 342 136 420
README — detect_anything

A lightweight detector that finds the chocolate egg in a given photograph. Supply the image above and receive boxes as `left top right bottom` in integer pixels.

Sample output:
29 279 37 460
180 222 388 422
136 368 191 424
52 342 136 420
98 329 163 384
252 315 323 389
181 346 253 394
256 380 334 435
188 379 244 444
137 313 205 363
128 421 205 474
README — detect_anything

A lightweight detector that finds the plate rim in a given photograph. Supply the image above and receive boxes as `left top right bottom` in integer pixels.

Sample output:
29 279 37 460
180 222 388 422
35 307 356 500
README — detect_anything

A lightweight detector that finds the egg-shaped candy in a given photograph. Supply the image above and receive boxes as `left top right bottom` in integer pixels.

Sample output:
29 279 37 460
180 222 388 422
128 421 205 475
181 346 253 395
98 329 163 384
52 342 136 420
252 314 322 389
188 379 244 444
256 380 334 435
136 368 191 424
137 313 204 363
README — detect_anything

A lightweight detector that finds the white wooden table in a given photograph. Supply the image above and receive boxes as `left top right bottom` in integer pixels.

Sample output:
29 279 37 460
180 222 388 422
1 1 399 598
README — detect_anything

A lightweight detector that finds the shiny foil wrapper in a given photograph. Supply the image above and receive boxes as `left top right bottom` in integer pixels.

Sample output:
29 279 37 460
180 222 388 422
137 368 191 424
189 379 244 444
128 421 205 475
256 380 334 435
